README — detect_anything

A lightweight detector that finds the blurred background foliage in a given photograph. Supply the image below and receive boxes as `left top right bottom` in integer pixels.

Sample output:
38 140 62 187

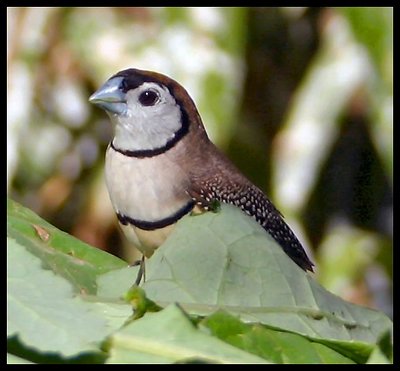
7 7 392 317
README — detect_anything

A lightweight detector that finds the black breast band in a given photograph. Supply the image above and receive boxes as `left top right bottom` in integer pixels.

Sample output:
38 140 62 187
116 200 195 231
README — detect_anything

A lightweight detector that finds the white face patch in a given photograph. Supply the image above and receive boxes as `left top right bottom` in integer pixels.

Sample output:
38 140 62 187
111 82 183 152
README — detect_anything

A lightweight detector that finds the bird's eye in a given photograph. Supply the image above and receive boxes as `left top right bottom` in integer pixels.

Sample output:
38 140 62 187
138 90 159 106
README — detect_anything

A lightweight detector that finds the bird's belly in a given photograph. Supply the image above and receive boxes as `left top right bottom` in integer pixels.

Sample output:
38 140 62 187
118 223 175 257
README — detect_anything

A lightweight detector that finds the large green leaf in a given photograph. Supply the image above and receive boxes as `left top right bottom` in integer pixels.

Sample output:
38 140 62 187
7 238 111 357
106 304 267 364
7 199 392 363
7 198 127 294
136 204 391 354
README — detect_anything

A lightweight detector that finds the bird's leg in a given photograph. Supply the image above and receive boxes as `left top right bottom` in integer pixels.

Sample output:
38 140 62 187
134 255 146 286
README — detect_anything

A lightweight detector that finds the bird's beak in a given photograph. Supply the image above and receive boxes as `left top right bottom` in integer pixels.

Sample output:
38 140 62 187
89 76 127 115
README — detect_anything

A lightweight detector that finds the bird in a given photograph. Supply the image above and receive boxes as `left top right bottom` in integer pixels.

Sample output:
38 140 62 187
89 68 314 283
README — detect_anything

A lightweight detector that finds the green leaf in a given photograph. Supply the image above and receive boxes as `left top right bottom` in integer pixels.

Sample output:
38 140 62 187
7 353 33 364
106 304 268 364
366 329 392 364
96 266 137 299
7 198 127 295
366 347 391 364
7 238 111 357
138 204 391 359
202 311 354 364
7 199 392 363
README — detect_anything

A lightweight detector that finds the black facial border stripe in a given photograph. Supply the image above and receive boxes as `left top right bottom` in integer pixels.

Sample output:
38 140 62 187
110 98 189 158
116 200 195 231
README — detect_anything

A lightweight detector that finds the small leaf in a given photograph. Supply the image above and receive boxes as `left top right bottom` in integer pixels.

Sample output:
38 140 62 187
123 286 162 320
202 311 354 364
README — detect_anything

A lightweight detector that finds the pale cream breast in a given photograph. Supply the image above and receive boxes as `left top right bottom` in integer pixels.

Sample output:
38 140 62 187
105 146 191 223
